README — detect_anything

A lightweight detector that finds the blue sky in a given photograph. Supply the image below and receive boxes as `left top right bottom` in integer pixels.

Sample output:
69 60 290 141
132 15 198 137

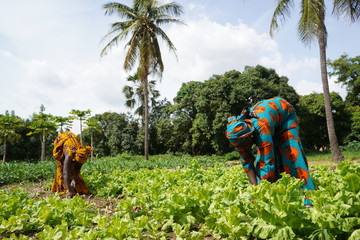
1 0 359 126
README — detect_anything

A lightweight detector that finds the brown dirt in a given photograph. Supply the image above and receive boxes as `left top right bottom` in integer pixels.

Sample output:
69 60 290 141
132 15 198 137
0 181 120 216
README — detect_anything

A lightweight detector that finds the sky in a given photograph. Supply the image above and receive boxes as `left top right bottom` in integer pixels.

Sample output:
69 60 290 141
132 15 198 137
1 0 359 132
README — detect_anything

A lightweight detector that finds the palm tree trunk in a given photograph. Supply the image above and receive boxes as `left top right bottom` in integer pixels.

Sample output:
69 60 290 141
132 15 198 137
143 75 150 161
317 25 344 162
3 140 7 163
41 133 46 161
80 119 83 146
91 133 94 161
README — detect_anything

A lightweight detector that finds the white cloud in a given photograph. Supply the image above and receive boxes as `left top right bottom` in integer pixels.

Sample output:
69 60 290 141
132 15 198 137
157 17 281 101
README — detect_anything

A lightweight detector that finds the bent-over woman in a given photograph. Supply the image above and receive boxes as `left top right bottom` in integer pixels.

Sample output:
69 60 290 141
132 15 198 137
51 132 92 198
225 97 315 206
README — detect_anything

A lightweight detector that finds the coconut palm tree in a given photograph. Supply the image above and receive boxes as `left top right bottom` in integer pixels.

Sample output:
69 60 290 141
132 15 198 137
101 0 184 160
270 0 360 162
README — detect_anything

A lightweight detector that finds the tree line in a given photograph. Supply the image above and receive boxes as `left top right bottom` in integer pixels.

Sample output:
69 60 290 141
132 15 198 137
1 61 359 162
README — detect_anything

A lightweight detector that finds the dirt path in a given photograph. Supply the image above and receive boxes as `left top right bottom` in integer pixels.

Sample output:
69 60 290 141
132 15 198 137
0 181 120 216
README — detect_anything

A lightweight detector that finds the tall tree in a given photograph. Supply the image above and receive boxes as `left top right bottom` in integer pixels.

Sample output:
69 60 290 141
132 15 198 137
70 109 91 145
269 0 360 162
84 118 102 161
101 0 184 160
0 111 23 162
299 92 351 150
28 105 57 161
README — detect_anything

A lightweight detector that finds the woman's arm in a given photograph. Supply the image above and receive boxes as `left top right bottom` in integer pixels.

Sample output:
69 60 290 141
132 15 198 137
72 161 82 186
63 152 74 197
246 169 258 185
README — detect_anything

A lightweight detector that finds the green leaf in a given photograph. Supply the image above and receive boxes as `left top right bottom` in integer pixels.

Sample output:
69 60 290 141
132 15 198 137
349 229 360 240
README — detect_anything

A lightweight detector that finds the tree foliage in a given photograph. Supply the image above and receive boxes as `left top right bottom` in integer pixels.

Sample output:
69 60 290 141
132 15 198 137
299 92 351 150
328 54 360 106
53 116 73 133
27 105 57 161
83 112 140 157
159 65 300 155
0 111 23 162
70 109 91 145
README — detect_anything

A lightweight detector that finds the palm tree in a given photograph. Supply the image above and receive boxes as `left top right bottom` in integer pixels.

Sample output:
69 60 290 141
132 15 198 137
123 73 160 118
270 0 360 162
101 0 184 160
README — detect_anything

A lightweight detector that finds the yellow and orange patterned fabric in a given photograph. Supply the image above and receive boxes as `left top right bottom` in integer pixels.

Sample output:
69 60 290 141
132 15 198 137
51 132 92 195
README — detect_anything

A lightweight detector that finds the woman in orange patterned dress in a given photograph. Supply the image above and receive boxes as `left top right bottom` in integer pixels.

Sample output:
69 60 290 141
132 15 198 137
226 97 314 206
51 132 92 198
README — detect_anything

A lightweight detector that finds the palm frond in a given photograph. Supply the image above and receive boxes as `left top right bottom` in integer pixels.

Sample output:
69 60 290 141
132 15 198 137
153 26 177 53
124 33 141 70
102 0 184 77
298 0 326 47
156 2 184 17
103 2 136 19
270 0 294 37
148 34 164 77
125 99 136 109
156 18 185 26
126 73 140 83
333 0 360 22
122 85 134 98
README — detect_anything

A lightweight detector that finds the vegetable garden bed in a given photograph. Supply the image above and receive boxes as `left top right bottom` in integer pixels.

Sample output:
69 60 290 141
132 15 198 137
1 156 359 239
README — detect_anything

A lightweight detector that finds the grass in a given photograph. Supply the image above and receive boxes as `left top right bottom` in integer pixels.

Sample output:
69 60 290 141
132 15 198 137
306 150 360 162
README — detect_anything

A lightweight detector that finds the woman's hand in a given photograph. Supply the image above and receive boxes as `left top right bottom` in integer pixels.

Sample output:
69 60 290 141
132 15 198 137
65 191 74 198
70 179 76 188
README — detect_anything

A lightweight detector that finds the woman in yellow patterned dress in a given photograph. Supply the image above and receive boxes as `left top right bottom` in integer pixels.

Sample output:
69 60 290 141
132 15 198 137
51 132 92 198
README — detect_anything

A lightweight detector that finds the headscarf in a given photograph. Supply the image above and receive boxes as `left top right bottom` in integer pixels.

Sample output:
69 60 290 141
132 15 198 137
53 132 92 164
225 107 258 144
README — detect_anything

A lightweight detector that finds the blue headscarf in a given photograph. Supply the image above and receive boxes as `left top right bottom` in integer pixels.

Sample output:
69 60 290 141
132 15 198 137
225 107 257 144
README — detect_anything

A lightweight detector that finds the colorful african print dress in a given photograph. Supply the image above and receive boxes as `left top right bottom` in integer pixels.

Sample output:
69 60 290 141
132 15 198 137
226 97 315 205
51 132 92 195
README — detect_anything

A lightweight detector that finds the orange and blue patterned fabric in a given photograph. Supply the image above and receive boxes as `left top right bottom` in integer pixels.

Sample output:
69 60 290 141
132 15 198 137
51 132 92 195
226 97 315 205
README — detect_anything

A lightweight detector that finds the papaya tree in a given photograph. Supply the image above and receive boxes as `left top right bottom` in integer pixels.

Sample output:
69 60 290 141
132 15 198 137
0 111 23 162
53 115 73 133
84 118 102 160
28 105 57 161
70 109 91 145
